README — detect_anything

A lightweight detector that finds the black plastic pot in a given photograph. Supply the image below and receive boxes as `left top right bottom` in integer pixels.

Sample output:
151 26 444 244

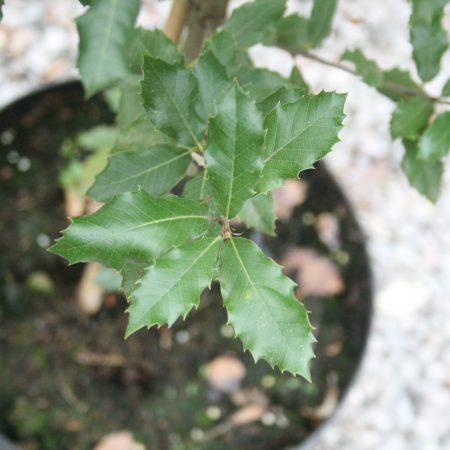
0 82 372 450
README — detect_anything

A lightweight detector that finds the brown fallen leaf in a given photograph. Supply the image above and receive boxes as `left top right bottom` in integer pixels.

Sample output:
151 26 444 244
315 213 340 249
93 432 145 450
76 262 104 315
75 351 155 376
64 187 85 217
230 404 267 426
230 386 269 407
41 58 72 82
301 373 339 421
273 179 308 220
281 247 345 297
197 404 268 443
205 355 246 393
324 340 344 357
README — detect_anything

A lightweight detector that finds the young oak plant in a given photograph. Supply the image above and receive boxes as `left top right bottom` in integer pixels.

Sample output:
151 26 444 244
48 0 346 380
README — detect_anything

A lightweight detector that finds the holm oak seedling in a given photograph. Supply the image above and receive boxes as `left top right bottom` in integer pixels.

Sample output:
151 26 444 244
1 0 447 379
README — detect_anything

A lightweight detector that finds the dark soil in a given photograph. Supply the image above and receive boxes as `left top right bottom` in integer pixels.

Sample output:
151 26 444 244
0 82 372 450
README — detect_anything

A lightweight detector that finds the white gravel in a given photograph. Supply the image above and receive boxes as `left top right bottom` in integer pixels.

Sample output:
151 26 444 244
1 1 449 449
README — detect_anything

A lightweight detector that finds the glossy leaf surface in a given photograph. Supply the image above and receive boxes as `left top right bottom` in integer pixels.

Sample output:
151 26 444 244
88 145 191 201
77 0 140 96
194 50 231 119
141 57 205 148
258 92 346 191
126 237 221 335
238 193 276 236
49 192 209 272
219 237 315 378
113 78 174 153
205 83 265 219
129 28 183 73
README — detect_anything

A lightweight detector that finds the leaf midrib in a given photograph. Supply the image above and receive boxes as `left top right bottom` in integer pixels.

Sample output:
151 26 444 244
125 214 209 232
93 0 119 86
149 61 203 150
264 97 339 164
95 149 190 191
229 238 298 357
224 99 238 220
135 237 221 317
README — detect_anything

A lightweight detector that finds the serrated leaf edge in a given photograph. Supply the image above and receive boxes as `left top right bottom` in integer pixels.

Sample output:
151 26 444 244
224 237 316 379
125 236 223 337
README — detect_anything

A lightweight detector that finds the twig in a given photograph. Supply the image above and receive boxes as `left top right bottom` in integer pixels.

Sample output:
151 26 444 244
164 0 189 44
75 351 156 375
298 49 450 106
183 0 230 62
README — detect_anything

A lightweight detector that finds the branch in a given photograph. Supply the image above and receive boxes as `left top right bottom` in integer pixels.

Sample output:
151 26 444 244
183 0 230 61
298 50 450 106
164 0 189 44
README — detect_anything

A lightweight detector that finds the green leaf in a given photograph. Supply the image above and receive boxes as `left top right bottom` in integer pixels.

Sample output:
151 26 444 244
76 0 140 96
238 193 276 236
341 49 384 87
202 30 239 76
378 68 421 102
306 0 337 47
418 112 450 161
257 87 303 115
410 0 448 82
116 77 146 129
78 125 118 152
182 172 220 225
59 126 118 196
113 78 174 153
290 66 309 92
0 0 4 20
219 237 315 378
88 145 191 201
258 92 346 191
224 0 287 48
128 28 183 73
104 86 122 112
442 78 450 97
95 267 123 292
59 147 110 197
194 50 231 119
237 67 290 103
340 53 422 101
275 14 309 52
49 192 210 274
114 115 175 154
205 83 265 219
183 171 214 202
390 96 433 140
121 260 147 296
141 57 205 148
401 139 443 202
126 237 221 335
